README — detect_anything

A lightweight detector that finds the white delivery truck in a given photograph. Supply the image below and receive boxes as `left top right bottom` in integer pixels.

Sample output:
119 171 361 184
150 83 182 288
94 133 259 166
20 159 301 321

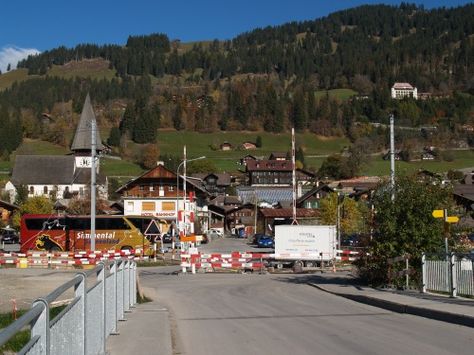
272 225 336 268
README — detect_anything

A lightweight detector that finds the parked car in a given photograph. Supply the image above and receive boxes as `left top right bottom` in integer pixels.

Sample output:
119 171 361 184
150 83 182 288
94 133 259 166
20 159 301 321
162 233 173 243
0 228 19 244
257 235 274 248
250 233 266 245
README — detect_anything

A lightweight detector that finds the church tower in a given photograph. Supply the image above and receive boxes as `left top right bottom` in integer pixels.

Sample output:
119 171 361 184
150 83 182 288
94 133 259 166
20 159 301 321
70 93 104 171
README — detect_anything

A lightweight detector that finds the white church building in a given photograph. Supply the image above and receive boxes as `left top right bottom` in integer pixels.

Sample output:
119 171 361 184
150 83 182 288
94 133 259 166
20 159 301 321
5 94 108 202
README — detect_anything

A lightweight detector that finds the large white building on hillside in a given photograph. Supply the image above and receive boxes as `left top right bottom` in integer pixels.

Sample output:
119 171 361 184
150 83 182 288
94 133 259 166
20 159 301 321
391 82 418 99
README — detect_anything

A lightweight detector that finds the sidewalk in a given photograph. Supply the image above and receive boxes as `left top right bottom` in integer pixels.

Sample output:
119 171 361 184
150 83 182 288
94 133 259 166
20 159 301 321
106 287 173 355
308 273 474 328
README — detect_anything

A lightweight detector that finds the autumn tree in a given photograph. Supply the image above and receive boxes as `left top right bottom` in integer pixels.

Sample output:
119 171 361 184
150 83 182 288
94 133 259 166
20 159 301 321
12 196 54 228
141 144 160 169
356 174 454 286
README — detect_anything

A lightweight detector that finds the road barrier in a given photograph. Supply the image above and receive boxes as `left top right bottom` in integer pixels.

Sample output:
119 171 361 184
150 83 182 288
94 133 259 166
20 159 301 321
181 252 269 273
335 249 361 262
0 250 147 268
181 249 365 273
0 259 137 354
422 253 474 298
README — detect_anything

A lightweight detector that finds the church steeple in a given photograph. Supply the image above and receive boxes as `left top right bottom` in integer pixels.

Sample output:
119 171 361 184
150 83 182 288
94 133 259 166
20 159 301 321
71 93 104 153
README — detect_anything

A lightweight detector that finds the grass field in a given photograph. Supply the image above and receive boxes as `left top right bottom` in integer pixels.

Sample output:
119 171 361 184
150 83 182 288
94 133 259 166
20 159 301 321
0 69 32 91
314 88 358 101
0 59 116 91
5 134 474 178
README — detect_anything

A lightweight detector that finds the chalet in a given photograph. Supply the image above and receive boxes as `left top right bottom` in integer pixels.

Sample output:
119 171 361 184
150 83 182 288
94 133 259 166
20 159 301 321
190 173 231 196
391 82 418 100
240 142 257 150
296 184 334 209
258 208 320 235
5 94 108 202
245 159 315 186
115 163 209 228
421 151 436 161
269 152 287 161
240 154 258 166
330 177 381 196
220 142 233 151
382 150 402 161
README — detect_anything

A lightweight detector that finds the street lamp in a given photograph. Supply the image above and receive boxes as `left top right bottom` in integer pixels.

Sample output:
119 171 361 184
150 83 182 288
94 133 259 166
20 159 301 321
174 155 206 252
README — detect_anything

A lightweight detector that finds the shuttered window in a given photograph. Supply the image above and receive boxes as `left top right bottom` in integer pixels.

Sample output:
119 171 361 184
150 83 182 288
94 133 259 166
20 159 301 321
162 202 175 211
142 202 155 211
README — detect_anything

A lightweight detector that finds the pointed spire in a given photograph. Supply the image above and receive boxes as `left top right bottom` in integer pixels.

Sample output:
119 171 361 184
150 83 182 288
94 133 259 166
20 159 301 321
71 93 104 152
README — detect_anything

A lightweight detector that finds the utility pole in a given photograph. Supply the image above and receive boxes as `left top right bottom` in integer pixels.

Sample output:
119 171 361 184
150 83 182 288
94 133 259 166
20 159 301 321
91 117 96 251
291 127 298 225
389 113 395 201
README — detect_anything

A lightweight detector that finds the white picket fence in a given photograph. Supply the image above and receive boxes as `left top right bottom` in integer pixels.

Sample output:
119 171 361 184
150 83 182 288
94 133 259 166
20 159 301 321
422 253 474 298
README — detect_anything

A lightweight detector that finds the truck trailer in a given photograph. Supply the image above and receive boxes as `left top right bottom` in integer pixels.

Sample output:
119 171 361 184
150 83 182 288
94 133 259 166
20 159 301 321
272 225 336 268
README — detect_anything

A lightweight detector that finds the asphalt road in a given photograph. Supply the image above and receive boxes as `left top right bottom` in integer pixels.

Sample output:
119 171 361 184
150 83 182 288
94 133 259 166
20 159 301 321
140 269 474 355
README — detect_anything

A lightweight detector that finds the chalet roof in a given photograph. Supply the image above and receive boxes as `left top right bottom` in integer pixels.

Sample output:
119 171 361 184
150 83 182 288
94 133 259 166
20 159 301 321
71 94 104 152
259 208 319 218
237 186 293 205
191 173 231 186
0 200 19 211
269 152 287 159
453 184 474 202
246 159 292 171
116 164 178 192
209 195 241 206
296 184 334 204
392 82 414 90
11 155 106 185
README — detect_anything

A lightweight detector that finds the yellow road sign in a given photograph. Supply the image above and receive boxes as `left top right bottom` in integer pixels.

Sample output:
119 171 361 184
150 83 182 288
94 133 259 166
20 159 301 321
432 210 444 218
445 216 459 223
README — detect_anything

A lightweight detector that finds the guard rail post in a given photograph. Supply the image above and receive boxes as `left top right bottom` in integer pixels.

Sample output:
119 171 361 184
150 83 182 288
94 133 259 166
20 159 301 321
421 253 426 293
117 260 125 321
109 261 119 334
132 261 137 306
75 272 86 354
31 298 49 355
124 260 130 312
98 262 106 355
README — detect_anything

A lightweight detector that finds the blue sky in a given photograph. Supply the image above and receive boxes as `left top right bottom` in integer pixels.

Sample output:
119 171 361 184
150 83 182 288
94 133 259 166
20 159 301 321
0 0 471 72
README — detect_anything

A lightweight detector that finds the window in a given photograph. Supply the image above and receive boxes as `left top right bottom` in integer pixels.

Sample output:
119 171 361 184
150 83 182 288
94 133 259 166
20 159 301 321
169 186 174 192
29 186 34 195
43 186 48 194
142 202 155 211
149 184 154 191
126 201 134 213
139 185 144 191
159 185 164 197
162 202 175 211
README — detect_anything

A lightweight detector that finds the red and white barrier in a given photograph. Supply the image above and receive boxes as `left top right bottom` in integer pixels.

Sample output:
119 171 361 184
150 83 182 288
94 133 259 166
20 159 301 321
335 249 360 262
181 251 268 273
0 249 147 268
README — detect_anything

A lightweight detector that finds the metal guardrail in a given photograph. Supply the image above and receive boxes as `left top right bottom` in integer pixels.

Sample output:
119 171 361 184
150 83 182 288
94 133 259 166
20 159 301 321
422 253 474 298
0 259 137 354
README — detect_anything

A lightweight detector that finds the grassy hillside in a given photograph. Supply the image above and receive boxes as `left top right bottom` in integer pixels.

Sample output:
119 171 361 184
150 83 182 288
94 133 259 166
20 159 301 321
0 59 116 91
0 69 31 91
48 59 116 80
156 130 349 171
5 133 474 179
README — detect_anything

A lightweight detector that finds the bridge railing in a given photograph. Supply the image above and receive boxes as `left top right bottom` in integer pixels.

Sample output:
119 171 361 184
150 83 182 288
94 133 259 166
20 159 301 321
0 259 136 354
